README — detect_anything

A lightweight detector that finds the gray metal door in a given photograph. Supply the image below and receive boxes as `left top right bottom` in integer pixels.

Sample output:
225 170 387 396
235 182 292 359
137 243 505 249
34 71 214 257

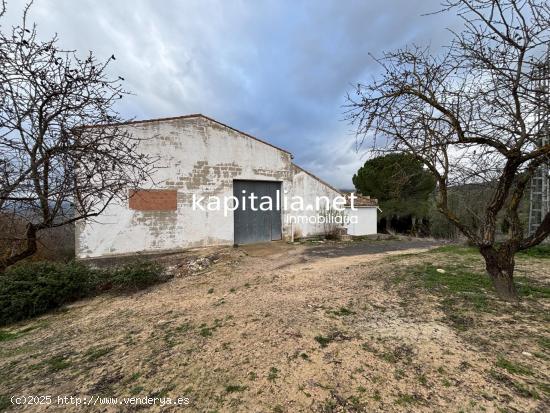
233 180 282 245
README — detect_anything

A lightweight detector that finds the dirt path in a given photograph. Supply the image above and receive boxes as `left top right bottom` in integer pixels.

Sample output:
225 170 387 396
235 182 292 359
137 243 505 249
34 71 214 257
1 240 548 412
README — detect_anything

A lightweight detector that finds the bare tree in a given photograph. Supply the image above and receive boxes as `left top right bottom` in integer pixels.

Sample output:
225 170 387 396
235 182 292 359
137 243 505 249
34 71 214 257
0 2 156 270
347 0 550 301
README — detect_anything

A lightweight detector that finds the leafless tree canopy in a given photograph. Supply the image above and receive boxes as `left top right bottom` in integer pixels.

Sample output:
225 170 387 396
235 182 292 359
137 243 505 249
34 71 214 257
347 0 550 300
0 2 156 269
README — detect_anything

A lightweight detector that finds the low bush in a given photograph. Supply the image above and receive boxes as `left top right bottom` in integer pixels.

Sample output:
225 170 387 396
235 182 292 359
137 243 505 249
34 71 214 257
109 260 171 291
0 260 169 326
0 261 94 325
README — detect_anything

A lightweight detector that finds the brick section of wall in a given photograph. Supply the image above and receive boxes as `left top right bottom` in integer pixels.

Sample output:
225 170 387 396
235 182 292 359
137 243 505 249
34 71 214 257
128 190 177 211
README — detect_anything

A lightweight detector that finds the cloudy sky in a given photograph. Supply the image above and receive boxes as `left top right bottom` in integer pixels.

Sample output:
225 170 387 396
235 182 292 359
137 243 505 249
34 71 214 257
3 0 462 188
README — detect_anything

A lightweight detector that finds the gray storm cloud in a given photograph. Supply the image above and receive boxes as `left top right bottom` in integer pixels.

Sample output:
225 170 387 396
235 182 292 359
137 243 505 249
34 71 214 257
2 0 461 188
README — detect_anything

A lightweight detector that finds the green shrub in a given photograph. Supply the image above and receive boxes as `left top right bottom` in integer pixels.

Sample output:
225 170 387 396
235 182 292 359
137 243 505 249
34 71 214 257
0 260 170 326
109 261 169 291
0 261 95 325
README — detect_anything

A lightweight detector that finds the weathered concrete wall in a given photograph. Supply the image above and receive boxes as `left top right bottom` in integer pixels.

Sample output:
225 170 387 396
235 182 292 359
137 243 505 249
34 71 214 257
344 207 378 236
76 116 293 258
76 115 371 258
288 164 343 238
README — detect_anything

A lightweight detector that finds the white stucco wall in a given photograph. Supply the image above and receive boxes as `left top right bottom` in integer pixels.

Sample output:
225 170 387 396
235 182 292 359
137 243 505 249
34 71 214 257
344 207 378 236
288 165 343 238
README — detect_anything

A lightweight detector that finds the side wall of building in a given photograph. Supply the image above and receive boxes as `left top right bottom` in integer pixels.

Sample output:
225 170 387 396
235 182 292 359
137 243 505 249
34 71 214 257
289 165 343 238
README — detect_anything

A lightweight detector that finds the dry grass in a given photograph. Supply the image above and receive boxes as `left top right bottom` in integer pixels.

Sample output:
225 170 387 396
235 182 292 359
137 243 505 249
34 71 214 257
0 241 548 412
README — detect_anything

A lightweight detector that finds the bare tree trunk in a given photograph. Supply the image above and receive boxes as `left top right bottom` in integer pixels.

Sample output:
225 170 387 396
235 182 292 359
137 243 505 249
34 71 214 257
0 223 38 273
480 246 518 302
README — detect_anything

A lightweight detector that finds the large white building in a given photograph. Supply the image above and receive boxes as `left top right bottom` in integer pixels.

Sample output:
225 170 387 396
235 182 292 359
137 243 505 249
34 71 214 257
76 114 378 258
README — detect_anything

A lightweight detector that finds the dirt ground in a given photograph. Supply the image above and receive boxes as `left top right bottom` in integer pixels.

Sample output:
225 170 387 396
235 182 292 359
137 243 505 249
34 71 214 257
0 238 548 412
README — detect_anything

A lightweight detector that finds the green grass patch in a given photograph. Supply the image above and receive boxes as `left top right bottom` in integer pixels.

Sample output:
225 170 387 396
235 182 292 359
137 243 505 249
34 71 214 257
0 325 40 342
164 322 192 346
84 346 114 362
47 355 71 371
418 374 428 386
381 351 398 364
517 244 550 259
538 382 550 397
327 307 356 317
407 264 491 311
361 342 375 352
512 381 540 399
515 278 550 299
267 367 279 382
433 244 550 259
0 395 11 411
0 330 22 342
415 264 491 294
126 372 141 383
496 357 533 376
199 319 222 338
394 368 406 380
402 262 549 309
491 368 541 399
395 393 419 405
432 245 479 256
199 325 213 337
31 355 71 372
444 310 474 331
538 336 550 350
314 335 332 348
130 386 144 395
225 384 247 393
175 322 192 333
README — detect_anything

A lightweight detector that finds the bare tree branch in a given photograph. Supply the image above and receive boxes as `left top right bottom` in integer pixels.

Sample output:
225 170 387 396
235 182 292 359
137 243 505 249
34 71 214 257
0 2 158 270
346 0 550 301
